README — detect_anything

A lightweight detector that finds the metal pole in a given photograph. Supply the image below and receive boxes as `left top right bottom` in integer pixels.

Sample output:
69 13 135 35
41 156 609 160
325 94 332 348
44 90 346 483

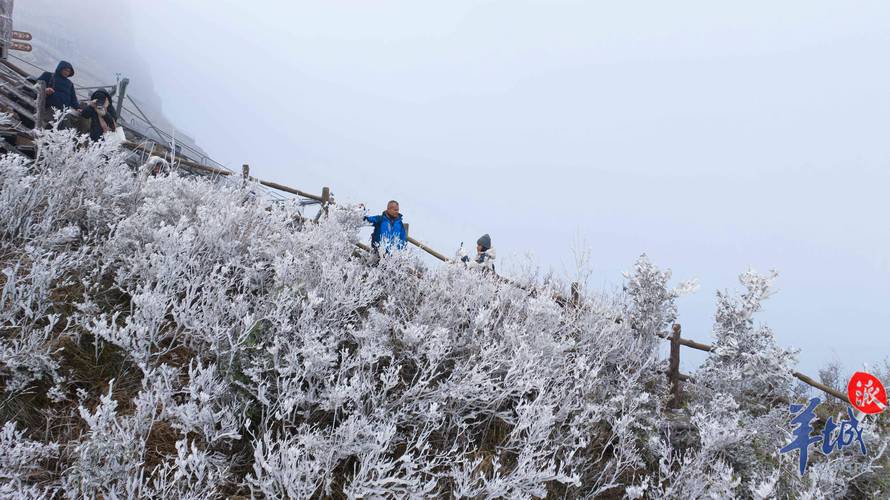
126 95 165 143
115 77 129 121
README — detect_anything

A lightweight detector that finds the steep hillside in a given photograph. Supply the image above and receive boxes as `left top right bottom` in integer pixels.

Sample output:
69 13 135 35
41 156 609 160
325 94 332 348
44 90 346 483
0 125 887 498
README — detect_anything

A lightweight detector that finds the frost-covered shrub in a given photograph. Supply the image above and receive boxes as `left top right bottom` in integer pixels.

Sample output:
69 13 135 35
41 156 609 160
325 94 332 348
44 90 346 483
0 422 58 498
0 125 887 498
0 252 75 394
695 270 797 410
624 254 679 340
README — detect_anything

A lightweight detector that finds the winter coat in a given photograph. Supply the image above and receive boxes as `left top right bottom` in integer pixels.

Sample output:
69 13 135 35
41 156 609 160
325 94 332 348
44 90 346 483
466 248 496 273
80 89 117 141
37 61 80 111
365 212 407 252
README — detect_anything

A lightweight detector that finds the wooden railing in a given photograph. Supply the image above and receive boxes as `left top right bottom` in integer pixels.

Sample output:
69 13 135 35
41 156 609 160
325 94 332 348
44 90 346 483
664 324 851 408
0 58 850 410
0 58 42 141
155 157 855 410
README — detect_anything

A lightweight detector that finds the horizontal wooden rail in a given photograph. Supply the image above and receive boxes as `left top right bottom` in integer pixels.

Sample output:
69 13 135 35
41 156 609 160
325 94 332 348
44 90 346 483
252 178 323 202
123 141 326 202
0 75 38 103
123 141 229 175
1 59 32 78
792 370 849 404
656 330 714 352
663 324 851 405
406 236 450 262
679 336 714 353
0 91 35 123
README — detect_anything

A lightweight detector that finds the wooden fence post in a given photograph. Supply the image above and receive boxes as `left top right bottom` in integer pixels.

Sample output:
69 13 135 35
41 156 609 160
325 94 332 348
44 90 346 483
404 223 409 238
668 323 682 409
35 80 46 129
321 186 331 216
241 164 249 187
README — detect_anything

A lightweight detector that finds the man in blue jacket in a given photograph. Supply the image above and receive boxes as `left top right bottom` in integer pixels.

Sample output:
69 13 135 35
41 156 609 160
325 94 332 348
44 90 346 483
364 200 407 254
37 61 82 122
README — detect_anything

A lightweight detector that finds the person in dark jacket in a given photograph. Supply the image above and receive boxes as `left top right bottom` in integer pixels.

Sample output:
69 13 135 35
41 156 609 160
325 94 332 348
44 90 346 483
80 89 117 141
364 200 407 254
37 61 81 113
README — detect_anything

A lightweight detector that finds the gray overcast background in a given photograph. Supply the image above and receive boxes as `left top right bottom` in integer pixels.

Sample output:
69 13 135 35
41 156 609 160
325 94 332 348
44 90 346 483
19 1 890 375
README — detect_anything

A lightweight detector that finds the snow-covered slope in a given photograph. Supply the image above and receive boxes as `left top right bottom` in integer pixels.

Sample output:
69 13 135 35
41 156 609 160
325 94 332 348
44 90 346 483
0 126 887 498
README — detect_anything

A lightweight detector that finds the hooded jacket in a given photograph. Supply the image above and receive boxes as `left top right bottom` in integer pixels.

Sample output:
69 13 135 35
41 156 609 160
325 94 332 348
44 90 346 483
80 89 117 141
37 61 80 111
365 212 407 252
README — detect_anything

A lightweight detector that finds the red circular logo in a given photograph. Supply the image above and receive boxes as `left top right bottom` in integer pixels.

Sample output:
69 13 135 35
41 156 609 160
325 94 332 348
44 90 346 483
847 372 887 415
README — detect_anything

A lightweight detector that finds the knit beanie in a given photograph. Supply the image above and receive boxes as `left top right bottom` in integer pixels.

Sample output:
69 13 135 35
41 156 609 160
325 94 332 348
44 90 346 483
477 234 491 251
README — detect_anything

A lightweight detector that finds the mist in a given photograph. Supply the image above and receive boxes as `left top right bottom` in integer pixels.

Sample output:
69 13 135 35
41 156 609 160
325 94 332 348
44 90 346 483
16 0 890 374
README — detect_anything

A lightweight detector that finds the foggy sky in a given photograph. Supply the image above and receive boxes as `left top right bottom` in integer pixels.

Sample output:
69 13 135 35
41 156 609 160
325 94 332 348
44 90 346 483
25 1 890 374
